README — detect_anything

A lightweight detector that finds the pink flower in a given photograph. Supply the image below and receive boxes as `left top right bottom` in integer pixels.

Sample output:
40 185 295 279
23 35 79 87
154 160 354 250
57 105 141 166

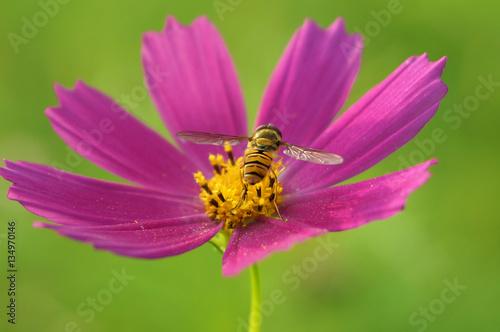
0 16 447 277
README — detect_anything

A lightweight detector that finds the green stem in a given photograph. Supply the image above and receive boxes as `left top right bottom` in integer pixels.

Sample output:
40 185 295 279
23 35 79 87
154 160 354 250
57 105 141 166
249 264 261 332
208 231 230 254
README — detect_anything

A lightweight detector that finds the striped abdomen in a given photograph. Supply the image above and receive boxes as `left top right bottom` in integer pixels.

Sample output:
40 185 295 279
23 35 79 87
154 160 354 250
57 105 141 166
243 149 273 185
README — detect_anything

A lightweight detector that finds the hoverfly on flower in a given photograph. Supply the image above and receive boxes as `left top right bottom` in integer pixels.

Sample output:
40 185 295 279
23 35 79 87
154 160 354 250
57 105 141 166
0 16 447 279
177 124 343 223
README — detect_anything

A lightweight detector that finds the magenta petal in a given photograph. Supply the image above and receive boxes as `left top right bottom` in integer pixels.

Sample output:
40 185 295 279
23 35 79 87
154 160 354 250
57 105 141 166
256 18 362 149
35 214 222 258
142 16 248 170
282 54 447 193
222 218 326 276
45 80 198 196
281 159 437 231
0 160 202 226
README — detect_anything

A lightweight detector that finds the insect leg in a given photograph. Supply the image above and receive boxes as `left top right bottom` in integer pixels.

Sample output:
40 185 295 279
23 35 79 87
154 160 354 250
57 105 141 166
232 168 248 212
270 169 286 221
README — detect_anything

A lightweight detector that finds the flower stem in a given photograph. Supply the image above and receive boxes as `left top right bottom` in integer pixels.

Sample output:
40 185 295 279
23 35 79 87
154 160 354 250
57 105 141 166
249 264 261 332
208 231 230 254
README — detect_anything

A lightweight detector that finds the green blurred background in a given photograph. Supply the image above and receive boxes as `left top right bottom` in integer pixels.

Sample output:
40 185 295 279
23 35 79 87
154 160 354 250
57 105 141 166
1 0 499 331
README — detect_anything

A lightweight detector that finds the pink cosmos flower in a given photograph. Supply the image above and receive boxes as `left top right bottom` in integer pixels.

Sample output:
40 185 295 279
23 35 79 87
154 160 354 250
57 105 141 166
0 16 447 277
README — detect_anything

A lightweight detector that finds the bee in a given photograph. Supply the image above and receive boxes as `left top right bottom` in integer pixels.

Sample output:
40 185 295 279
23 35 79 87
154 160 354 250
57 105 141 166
177 124 343 219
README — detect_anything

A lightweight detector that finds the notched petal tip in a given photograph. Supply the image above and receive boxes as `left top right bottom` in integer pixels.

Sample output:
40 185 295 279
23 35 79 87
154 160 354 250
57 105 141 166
52 81 71 99
414 53 447 76
301 16 349 36
328 18 364 52
165 15 179 27
48 79 90 113
164 15 186 31
328 17 347 35
435 56 447 77
301 17 320 32
144 16 202 40
163 15 211 33
0 159 16 181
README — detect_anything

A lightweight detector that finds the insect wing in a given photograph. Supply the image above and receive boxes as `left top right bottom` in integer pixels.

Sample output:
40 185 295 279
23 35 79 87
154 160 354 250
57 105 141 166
282 142 343 165
176 131 249 146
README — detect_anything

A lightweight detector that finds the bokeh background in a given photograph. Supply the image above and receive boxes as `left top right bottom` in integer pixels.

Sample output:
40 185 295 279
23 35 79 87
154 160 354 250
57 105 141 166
1 0 499 331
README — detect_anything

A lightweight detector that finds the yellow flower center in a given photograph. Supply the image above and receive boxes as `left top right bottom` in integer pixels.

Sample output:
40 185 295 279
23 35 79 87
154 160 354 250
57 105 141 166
194 145 284 230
